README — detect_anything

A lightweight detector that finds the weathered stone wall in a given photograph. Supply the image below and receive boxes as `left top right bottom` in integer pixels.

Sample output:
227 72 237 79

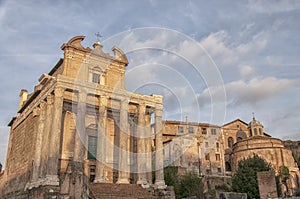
4 112 38 196
232 136 298 173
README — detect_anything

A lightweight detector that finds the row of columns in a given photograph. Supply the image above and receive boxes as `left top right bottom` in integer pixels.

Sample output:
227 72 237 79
31 87 165 188
30 87 64 185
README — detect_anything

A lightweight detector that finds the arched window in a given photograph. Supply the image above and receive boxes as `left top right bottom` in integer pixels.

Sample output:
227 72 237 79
225 162 232 171
228 137 234 148
254 128 258 135
259 128 262 135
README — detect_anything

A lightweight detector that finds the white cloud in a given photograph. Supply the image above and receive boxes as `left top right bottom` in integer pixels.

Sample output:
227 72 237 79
247 0 300 14
200 30 268 68
239 65 254 77
198 76 297 107
200 31 238 66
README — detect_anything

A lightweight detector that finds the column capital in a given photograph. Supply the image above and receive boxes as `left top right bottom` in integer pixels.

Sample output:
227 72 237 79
138 103 146 114
120 98 129 109
99 95 108 107
54 87 64 98
40 100 47 109
155 107 163 117
33 106 41 117
78 91 87 103
47 94 54 105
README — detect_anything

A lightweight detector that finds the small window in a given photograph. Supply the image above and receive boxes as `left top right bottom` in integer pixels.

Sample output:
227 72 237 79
216 142 220 152
205 154 210 161
217 168 221 173
254 128 258 135
188 126 194 134
205 142 209 148
92 73 100 84
216 154 220 161
202 128 207 134
88 136 97 160
90 174 95 182
90 168 96 173
211 128 216 135
259 128 262 135
178 126 184 134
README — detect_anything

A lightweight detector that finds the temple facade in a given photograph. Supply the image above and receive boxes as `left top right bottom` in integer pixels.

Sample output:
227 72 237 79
0 36 167 198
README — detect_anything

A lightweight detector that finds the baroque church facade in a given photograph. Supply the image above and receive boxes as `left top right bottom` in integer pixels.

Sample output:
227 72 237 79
0 35 299 198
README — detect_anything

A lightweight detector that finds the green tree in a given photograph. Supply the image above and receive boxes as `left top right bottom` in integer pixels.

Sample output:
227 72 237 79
164 167 204 199
232 154 273 199
177 172 204 199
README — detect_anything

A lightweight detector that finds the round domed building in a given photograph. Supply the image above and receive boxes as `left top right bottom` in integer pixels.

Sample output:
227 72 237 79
231 117 300 194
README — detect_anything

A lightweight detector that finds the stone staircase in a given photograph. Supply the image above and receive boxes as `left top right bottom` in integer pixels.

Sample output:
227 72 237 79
89 183 156 199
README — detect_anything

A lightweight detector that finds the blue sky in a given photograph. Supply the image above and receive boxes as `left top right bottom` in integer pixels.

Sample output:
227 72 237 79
0 0 300 165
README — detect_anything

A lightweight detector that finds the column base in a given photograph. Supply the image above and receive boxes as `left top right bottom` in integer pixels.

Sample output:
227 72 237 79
94 178 106 183
154 180 167 189
137 179 150 188
116 178 130 184
44 174 60 186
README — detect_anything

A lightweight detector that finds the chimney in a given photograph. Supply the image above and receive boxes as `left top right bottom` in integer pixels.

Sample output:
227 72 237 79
18 89 28 110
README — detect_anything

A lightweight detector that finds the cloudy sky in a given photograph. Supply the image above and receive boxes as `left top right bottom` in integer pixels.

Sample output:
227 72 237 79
0 0 300 165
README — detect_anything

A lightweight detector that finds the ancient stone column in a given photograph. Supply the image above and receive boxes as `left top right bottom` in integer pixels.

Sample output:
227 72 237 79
46 87 64 185
137 103 147 185
40 94 54 178
32 101 46 182
155 106 166 189
145 113 152 184
117 99 130 184
74 91 87 163
94 95 108 183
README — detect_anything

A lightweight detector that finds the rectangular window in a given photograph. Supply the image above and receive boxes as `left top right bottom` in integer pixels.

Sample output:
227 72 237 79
88 136 97 160
92 73 100 84
178 126 184 134
205 154 210 161
205 142 209 148
216 142 220 152
202 128 207 135
216 154 220 161
188 126 194 134
211 128 216 135
217 168 222 173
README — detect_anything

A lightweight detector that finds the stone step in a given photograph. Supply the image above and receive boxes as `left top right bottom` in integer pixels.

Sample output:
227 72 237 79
89 183 156 199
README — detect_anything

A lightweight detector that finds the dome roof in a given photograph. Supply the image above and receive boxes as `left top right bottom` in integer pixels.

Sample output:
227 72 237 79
248 117 263 127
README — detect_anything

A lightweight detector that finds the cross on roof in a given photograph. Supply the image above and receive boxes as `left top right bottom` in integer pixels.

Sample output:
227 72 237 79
95 32 102 41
